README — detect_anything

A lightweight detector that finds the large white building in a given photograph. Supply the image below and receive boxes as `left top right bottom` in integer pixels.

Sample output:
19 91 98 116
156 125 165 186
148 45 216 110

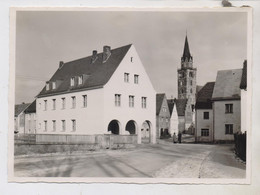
36 44 156 144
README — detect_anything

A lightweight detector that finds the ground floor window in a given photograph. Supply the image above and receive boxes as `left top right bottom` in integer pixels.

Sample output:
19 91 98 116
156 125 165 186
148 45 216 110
225 124 233 134
201 129 209 136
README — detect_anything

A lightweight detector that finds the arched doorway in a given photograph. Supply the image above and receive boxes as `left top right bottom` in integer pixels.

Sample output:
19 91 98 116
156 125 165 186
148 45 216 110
108 120 121 135
141 120 152 143
125 120 137 135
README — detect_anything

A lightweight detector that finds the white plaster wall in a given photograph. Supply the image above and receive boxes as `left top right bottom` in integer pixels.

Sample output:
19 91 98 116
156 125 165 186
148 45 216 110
36 88 104 135
195 109 213 142
170 106 179 136
24 113 36 134
213 100 241 140
241 90 247 133
104 45 156 143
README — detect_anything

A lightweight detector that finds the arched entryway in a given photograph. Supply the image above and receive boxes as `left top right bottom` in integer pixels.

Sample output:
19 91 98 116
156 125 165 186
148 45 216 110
125 120 137 135
108 120 121 135
141 120 152 143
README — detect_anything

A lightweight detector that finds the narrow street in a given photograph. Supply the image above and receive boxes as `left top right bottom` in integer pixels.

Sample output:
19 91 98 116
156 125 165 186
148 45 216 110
14 141 246 178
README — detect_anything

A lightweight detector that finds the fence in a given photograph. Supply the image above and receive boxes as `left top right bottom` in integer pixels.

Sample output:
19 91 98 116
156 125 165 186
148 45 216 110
234 132 246 161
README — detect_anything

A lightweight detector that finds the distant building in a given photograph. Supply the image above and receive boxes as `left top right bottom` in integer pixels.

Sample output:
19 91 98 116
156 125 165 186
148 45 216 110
175 99 188 133
167 99 179 136
14 103 30 134
24 100 37 134
240 60 247 133
177 34 197 130
156 94 171 138
212 68 242 141
195 82 215 142
36 44 156 144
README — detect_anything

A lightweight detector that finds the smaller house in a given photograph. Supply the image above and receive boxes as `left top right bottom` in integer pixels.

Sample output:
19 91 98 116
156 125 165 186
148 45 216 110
14 103 30 134
195 82 215 142
175 98 188 133
24 100 37 134
240 60 247 133
167 99 179 136
156 93 171 138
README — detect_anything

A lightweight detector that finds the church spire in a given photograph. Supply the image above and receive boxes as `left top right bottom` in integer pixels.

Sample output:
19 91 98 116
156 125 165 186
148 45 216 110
182 34 192 61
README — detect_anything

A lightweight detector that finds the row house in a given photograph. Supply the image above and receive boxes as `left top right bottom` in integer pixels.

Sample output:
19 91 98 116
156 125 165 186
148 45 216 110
195 62 245 142
156 93 171 138
36 44 156 144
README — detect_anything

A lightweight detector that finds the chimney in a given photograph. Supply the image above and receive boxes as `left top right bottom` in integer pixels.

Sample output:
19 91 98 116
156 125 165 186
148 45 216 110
102 46 111 63
91 50 98 63
59 61 64 68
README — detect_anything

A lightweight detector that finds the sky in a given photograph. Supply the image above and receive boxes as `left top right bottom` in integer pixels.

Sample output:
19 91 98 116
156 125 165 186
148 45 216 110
15 10 247 104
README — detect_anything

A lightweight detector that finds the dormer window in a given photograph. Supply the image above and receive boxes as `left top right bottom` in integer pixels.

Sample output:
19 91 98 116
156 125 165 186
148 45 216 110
70 77 75 87
46 82 50 91
52 82 56 90
78 75 83 85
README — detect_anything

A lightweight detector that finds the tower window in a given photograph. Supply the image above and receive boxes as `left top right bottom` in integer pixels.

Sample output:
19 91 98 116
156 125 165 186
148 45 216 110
189 72 193 77
190 80 192 85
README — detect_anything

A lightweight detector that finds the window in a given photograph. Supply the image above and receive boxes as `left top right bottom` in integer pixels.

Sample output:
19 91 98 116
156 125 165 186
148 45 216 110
52 120 56 131
72 120 76 131
180 81 183 86
46 83 50 91
134 74 139 84
203 112 209 119
52 82 56 89
115 94 121 107
201 129 209 136
124 73 129 83
190 80 192 85
52 99 56 110
131 57 133 62
225 104 233 113
162 106 167 112
44 100 47 111
189 72 193 78
78 75 83 85
190 89 193 93
129 95 134 107
83 95 87 107
44 120 47 131
141 97 147 108
70 77 75 86
61 98 66 109
62 120 66 131
225 124 233 134
71 96 76 108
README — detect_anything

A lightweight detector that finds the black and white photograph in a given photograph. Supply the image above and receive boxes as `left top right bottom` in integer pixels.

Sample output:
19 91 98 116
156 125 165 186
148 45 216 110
9 7 251 183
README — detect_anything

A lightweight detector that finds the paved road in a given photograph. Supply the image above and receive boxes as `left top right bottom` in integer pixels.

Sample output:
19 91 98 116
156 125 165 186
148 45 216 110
14 141 246 178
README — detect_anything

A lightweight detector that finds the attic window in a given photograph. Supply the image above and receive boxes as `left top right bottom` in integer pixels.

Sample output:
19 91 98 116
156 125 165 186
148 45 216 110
70 77 75 87
52 82 56 90
46 83 50 91
78 75 83 85
131 57 133 62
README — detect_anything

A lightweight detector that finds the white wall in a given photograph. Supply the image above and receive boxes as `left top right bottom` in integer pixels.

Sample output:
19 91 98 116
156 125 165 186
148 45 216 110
195 109 213 142
213 100 241 141
36 88 104 135
24 113 36 134
170 106 179 136
104 45 156 143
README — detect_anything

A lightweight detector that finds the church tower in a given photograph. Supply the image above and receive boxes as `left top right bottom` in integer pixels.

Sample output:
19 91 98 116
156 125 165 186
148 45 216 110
177 34 197 129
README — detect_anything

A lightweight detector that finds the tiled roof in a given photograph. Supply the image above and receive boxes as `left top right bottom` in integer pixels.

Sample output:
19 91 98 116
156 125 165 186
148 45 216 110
15 103 30 117
37 44 132 98
156 93 166 115
212 69 242 101
175 99 187 116
24 100 36 114
167 99 175 116
240 60 247 90
195 82 215 109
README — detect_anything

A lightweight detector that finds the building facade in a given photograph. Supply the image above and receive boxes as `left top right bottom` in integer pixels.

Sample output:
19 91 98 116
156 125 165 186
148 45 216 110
14 103 30 134
24 100 37 134
36 44 156 144
212 69 242 141
156 94 171 138
240 60 247 133
177 35 197 130
167 99 179 136
195 82 215 142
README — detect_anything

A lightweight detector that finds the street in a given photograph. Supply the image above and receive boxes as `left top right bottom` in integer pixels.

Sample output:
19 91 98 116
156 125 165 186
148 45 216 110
14 141 246 178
